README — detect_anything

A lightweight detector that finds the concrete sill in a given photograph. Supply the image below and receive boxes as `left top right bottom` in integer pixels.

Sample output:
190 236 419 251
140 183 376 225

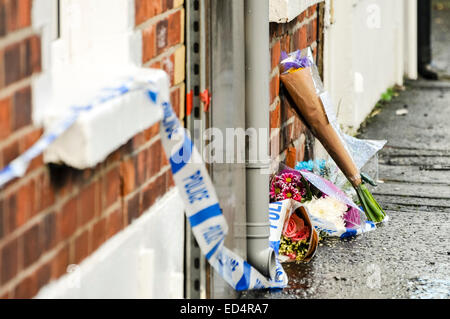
269 0 323 23
43 68 167 170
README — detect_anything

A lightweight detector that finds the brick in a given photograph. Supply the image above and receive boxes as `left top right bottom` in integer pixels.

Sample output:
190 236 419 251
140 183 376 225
271 40 281 70
36 171 55 213
2 139 19 166
167 10 182 47
285 146 297 168
26 35 41 74
102 167 121 209
141 180 156 213
58 198 78 241
36 262 51 291
0 199 4 240
78 181 98 227
0 49 4 88
14 273 37 299
74 230 89 264
135 0 163 26
120 158 136 195
269 23 282 38
1 238 18 285
51 245 69 279
281 122 293 151
0 2 6 36
4 42 21 86
156 19 169 54
12 86 32 130
147 141 161 178
142 24 156 63
308 4 318 17
162 0 174 11
166 169 174 189
132 131 146 150
23 223 41 268
144 122 160 141
126 193 140 225
15 180 35 227
161 143 169 167
294 116 306 139
0 97 11 138
40 212 57 253
106 208 123 239
270 73 280 104
281 34 291 54
18 0 32 30
91 217 106 251
5 0 31 32
19 129 44 173
161 52 175 85
293 25 307 50
270 101 281 130
5 194 17 233
171 86 184 121
307 20 317 46
171 87 180 117
297 11 306 23
135 0 148 26
135 149 147 186
149 60 161 69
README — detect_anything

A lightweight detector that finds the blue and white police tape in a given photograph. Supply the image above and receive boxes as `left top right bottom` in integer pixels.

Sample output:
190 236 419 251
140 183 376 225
154 89 287 291
0 74 287 291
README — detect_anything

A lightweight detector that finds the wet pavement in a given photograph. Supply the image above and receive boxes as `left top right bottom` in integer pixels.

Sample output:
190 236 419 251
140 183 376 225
242 3 450 299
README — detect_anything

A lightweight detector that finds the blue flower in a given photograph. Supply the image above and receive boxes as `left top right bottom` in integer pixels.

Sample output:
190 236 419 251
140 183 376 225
295 159 327 175
295 160 314 171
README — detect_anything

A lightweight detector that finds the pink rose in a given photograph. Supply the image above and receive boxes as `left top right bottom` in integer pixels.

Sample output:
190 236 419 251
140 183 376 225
286 253 297 260
283 214 310 242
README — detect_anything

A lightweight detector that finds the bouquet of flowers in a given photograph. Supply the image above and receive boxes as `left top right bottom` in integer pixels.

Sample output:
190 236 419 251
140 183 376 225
279 50 386 223
270 171 307 202
279 208 313 263
269 199 318 263
271 163 375 240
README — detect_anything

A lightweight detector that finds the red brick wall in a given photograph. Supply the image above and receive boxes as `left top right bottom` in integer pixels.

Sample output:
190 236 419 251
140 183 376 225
0 0 185 298
269 4 321 168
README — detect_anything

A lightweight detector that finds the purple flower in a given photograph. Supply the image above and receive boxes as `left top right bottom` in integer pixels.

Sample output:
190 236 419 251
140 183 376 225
280 50 311 73
270 179 285 200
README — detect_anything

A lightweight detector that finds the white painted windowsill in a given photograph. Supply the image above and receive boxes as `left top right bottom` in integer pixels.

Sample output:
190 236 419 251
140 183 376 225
43 68 167 169
269 0 324 23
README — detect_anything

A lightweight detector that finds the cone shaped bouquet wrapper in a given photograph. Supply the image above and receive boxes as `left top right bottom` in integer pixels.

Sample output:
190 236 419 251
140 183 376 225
295 205 319 262
280 68 362 188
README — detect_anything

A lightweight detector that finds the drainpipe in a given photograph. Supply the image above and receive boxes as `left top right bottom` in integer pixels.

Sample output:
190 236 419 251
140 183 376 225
244 0 277 280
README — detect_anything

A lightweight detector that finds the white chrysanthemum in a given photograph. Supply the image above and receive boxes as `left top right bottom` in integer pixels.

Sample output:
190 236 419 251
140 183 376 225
305 196 347 231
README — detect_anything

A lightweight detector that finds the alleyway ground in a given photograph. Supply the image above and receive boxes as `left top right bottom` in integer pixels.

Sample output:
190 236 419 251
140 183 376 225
242 1 450 299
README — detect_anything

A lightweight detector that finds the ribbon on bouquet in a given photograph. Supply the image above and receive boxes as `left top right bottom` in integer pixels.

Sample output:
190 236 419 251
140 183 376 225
0 71 287 291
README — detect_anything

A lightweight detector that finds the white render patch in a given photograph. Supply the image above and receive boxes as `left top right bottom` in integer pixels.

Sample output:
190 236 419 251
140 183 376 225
43 68 167 169
32 0 142 125
269 0 324 23
35 189 185 299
